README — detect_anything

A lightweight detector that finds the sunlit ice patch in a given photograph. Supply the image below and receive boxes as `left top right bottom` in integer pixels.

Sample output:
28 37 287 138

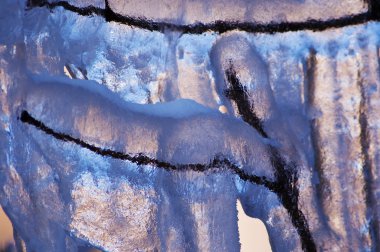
31 0 368 25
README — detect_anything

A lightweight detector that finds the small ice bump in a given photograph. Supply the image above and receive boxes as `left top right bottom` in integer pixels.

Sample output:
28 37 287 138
218 105 228 114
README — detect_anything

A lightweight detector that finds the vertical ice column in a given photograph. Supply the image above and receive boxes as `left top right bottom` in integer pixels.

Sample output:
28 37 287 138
356 40 380 249
307 40 374 250
210 34 320 252
156 171 240 252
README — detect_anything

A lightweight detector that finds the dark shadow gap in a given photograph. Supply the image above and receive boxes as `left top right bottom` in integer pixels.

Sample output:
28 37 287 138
224 67 268 138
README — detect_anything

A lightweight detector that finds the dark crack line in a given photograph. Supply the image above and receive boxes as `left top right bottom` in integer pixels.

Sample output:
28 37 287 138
306 49 331 233
19 110 276 191
224 68 268 138
224 65 316 252
28 0 380 35
358 74 380 250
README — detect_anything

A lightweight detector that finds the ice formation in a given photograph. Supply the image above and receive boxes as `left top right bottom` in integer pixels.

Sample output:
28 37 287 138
1 0 380 251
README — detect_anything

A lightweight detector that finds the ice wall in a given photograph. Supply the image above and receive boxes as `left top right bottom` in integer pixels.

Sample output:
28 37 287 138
1 0 380 251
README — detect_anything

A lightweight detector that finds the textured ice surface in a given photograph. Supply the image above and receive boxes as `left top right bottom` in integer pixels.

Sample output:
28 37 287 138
1 0 380 251
108 0 367 24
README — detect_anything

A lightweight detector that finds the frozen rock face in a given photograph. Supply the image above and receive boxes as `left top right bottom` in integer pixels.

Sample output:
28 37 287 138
1 0 380 252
